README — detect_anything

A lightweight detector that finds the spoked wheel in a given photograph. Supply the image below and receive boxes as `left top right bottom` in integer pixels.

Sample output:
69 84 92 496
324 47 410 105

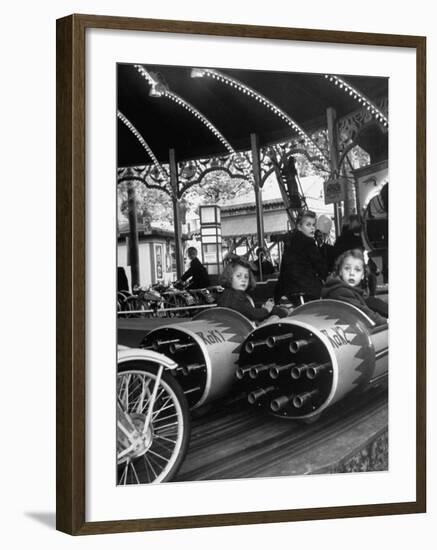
122 297 137 318
117 362 190 484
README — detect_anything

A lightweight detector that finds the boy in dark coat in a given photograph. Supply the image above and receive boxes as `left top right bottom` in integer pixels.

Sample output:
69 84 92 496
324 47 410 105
275 211 327 304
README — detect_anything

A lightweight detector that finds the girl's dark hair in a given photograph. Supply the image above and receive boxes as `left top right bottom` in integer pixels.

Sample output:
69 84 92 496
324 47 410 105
296 210 317 227
220 257 256 291
334 249 368 289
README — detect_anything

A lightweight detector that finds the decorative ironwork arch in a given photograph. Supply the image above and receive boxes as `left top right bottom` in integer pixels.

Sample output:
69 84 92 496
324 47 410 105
117 165 172 196
337 117 388 171
117 154 251 200
337 97 388 151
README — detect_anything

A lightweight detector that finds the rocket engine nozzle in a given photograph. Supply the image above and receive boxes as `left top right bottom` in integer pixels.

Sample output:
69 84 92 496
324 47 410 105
248 386 276 405
245 338 268 354
152 338 180 350
181 363 206 376
289 337 317 354
169 342 196 354
293 390 319 409
306 362 332 379
249 363 276 379
270 394 296 412
265 333 294 349
269 362 296 379
290 363 316 379
236 365 253 380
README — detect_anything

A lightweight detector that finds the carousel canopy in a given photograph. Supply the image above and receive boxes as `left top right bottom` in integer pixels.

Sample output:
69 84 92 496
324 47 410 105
117 64 388 167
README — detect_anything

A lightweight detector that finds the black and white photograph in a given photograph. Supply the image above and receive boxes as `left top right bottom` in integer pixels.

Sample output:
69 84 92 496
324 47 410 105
115 63 390 486
2 0 434 544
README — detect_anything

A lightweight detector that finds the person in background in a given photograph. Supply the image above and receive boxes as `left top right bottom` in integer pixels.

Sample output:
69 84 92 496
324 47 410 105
275 210 327 305
315 229 336 274
366 255 380 296
321 249 388 325
117 266 129 293
332 214 364 259
251 247 275 281
218 257 287 323
180 247 210 289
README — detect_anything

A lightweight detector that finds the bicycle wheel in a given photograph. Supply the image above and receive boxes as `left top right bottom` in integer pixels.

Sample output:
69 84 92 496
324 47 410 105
117 362 190 484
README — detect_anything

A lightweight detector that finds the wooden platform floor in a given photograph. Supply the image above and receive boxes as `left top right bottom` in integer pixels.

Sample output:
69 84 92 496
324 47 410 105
174 388 388 482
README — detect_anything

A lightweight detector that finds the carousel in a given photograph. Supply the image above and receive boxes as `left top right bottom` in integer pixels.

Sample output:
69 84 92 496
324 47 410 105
115 63 389 484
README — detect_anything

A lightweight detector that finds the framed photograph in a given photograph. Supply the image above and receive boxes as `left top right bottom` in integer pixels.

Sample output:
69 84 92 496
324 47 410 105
56 14 426 535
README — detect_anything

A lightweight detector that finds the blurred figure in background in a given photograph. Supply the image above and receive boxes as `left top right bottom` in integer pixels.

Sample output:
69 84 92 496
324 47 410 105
180 247 210 289
251 247 275 281
332 214 364 259
117 266 129 293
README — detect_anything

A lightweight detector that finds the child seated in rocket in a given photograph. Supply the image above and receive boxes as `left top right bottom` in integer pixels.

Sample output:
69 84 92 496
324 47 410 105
321 249 388 326
218 257 288 323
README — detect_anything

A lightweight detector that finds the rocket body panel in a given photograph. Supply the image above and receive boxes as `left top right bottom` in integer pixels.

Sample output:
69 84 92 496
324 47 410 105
141 307 253 408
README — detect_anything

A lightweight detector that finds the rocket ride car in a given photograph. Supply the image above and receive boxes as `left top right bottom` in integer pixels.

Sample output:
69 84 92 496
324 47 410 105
237 299 388 420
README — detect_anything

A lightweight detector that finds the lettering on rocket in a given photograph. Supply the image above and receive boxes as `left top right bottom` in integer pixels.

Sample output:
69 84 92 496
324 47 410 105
196 330 227 345
320 327 351 348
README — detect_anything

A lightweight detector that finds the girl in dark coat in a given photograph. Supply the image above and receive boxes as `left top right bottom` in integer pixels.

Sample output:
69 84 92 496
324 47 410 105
218 257 287 323
321 249 387 326
275 211 327 304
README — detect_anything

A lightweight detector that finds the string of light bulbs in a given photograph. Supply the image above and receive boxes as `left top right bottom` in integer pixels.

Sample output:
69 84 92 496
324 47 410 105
191 68 330 166
134 64 235 156
117 110 168 180
324 75 388 127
